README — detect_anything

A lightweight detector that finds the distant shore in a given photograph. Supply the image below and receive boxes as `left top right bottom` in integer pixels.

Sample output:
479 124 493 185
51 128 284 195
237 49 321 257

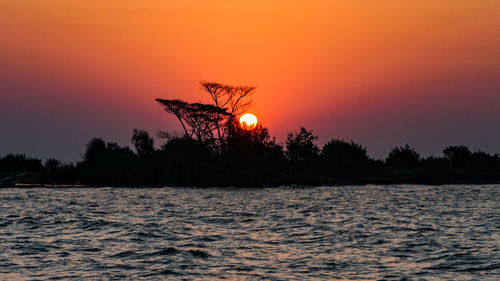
2 127 500 188
5 179 500 189
3 83 500 188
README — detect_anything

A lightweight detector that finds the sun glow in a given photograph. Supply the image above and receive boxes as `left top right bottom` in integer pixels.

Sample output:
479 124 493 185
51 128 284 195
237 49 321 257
239 113 258 129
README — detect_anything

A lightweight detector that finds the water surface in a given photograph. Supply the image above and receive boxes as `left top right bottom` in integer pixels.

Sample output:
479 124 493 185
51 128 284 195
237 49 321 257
0 185 499 280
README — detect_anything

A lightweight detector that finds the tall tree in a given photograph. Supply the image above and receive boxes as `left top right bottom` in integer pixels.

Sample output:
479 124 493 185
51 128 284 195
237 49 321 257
156 81 255 150
155 99 190 137
200 81 256 145
156 99 230 144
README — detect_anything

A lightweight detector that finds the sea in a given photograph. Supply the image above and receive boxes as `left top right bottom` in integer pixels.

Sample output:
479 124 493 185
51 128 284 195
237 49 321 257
0 185 499 280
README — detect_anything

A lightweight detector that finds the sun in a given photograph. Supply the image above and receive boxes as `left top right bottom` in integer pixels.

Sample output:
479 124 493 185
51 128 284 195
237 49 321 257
239 113 258 129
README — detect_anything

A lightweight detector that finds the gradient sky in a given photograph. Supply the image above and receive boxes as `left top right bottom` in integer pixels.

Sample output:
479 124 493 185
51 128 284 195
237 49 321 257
1 1 499 161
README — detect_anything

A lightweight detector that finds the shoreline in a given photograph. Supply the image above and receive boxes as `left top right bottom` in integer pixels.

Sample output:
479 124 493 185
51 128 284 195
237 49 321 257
6 181 500 189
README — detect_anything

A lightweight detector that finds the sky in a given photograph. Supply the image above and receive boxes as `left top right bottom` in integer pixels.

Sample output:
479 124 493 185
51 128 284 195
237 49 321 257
1 0 499 161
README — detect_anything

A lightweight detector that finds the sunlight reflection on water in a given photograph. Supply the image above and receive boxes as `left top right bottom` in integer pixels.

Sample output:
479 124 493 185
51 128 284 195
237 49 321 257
0 185 499 280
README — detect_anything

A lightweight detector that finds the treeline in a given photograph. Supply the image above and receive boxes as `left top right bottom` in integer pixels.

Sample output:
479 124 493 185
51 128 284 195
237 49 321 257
2 126 500 186
3 81 500 186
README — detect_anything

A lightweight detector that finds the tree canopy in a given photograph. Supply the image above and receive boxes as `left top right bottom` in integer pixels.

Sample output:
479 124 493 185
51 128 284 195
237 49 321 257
156 81 256 150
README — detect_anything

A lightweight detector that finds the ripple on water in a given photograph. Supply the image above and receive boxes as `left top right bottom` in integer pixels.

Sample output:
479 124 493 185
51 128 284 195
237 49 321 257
0 185 499 280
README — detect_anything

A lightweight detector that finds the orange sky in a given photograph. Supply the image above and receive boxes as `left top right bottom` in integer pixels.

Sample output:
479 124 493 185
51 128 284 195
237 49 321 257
1 1 499 160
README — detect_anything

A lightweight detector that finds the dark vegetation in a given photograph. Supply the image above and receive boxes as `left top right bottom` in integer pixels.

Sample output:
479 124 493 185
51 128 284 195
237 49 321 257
2 81 500 187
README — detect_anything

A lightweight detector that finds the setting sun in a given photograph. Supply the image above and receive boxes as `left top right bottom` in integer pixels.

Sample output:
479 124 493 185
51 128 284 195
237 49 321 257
239 113 258 129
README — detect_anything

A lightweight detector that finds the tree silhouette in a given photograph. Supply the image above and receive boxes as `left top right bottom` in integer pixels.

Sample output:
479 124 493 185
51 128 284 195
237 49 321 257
183 103 230 146
156 99 232 147
320 139 371 177
470 151 500 173
421 156 451 181
155 99 191 136
286 127 319 163
160 136 216 185
386 144 420 169
443 145 472 170
5 127 500 186
132 129 155 156
7 80 500 186
200 81 256 144
0 154 44 173
42 159 78 184
225 120 287 185
286 127 320 183
82 138 135 185
157 81 255 151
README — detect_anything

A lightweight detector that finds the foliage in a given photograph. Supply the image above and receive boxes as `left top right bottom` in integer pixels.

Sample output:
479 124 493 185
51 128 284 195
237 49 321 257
132 129 155 156
156 81 255 150
82 138 136 185
224 121 287 185
0 154 44 173
470 151 500 172
4 80 500 186
156 99 231 145
386 144 421 169
285 127 320 183
3 128 500 186
320 139 371 178
160 136 216 185
285 127 319 163
420 156 452 181
443 145 472 169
